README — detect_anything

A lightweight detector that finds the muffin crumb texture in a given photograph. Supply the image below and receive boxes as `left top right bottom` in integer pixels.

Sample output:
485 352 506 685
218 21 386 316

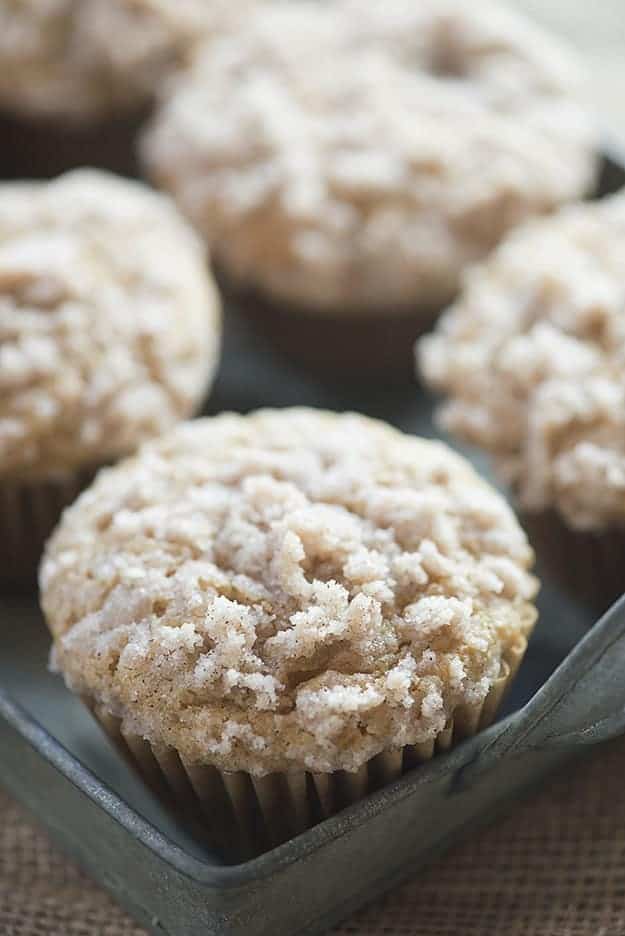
42 410 537 774
0 169 220 481
142 0 597 311
0 0 247 120
419 192 625 531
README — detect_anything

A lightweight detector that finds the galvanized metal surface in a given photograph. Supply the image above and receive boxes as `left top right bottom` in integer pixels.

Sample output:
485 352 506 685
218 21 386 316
1 153 624 936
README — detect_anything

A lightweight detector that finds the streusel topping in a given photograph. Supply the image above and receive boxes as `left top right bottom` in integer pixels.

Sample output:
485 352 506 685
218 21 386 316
42 409 537 774
0 170 220 480
419 192 625 531
142 0 596 312
0 0 249 120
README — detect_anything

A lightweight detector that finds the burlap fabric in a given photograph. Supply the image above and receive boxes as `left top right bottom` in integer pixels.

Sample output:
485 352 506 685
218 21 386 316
2 738 625 936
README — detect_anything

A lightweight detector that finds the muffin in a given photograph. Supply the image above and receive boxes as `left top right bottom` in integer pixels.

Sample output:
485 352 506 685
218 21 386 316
141 0 597 378
419 191 625 612
41 409 538 858
0 0 250 177
0 169 221 587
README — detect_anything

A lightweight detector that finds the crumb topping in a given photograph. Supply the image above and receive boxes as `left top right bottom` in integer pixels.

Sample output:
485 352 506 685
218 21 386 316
0 169 220 480
42 409 537 774
419 192 625 531
141 0 596 312
0 0 248 120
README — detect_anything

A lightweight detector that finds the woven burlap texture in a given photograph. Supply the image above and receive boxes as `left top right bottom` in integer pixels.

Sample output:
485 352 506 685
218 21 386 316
2 739 625 936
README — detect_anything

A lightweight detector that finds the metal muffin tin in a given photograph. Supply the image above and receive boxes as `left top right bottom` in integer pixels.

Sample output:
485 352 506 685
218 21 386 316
1 150 625 936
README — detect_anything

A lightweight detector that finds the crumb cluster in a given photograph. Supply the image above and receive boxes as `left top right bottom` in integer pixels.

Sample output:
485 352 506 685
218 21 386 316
0 169 220 480
142 0 596 312
420 192 625 531
0 0 247 120
42 410 537 775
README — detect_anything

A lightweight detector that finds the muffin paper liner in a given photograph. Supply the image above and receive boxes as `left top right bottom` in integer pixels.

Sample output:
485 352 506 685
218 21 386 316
0 111 145 179
221 274 442 381
0 472 95 590
521 509 625 614
84 615 533 861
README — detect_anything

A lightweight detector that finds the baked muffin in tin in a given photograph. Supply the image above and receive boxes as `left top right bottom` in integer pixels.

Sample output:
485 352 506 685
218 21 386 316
419 191 625 611
0 0 251 176
142 0 597 377
41 409 538 858
0 169 221 586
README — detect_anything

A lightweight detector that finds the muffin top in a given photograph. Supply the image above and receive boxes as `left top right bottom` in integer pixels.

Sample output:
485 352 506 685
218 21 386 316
42 409 537 775
0 169 220 481
0 0 248 121
142 0 596 313
419 192 625 532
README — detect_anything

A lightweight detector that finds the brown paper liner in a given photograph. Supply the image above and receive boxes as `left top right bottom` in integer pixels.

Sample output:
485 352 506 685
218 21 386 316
0 109 146 180
220 273 444 381
0 471 95 590
521 509 625 615
84 616 533 861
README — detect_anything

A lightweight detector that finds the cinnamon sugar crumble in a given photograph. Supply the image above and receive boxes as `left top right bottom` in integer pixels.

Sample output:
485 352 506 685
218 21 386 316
0 170 220 480
419 192 625 531
0 0 250 120
42 410 537 774
142 0 596 311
